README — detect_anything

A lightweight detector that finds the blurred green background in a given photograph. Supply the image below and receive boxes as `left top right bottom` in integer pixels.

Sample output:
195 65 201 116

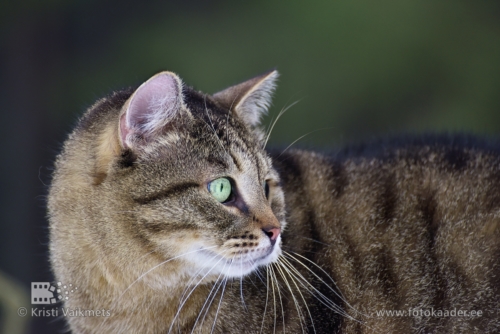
1 0 499 332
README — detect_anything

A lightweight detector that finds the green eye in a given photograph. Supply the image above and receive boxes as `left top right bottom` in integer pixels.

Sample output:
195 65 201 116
208 178 232 203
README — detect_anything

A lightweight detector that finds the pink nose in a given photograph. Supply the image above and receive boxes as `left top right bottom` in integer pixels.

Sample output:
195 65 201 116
262 227 281 246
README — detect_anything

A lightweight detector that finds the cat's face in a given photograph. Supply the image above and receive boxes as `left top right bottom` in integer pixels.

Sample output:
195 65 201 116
108 71 285 279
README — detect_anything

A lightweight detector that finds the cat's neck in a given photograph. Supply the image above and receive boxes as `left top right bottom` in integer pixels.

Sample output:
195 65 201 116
70 271 220 333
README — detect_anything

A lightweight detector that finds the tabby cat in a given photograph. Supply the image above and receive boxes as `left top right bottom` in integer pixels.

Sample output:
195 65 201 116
48 70 500 333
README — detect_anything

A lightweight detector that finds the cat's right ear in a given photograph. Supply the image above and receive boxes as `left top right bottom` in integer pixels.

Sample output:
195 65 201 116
119 71 185 149
213 70 279 127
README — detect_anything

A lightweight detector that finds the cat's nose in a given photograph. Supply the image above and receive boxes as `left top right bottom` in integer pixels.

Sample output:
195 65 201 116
262 226 281 247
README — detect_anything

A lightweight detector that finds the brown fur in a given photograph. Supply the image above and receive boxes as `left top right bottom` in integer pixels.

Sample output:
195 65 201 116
49 71 500 333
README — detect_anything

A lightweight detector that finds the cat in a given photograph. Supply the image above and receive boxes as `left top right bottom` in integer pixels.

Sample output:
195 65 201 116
48 69 500 333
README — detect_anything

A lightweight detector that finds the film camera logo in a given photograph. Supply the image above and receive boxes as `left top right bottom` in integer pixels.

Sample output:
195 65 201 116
31 282 78 305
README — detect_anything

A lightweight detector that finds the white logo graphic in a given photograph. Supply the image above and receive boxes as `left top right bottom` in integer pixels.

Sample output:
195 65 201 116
31 282 78 305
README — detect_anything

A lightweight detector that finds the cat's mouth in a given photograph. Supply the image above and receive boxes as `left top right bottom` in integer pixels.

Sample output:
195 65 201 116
194 241 281 278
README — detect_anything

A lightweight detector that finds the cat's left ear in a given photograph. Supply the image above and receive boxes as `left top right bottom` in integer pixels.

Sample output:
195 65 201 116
119 71 185 149
213 70 278 127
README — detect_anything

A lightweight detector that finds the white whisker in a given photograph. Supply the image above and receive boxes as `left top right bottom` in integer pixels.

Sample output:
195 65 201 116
277 127 336 158
191 250 232 333
284 251 367 318
277 260 316 334
211 271 230 334
239 261 248 311
279 255 348 317
269 265 286 333
275 259 306 334
280 254 367 327
269 264 278 334
195 277 224 333
277 257 317 334
169 250 227 333
98 246 218 332
263 100 300 149
260 266 270 334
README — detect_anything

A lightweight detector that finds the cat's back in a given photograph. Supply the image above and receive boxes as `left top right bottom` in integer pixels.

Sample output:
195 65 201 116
273 135 500 333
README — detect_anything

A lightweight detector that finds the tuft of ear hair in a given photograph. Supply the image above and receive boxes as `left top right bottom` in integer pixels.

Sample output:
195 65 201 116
119 71 184 149
213 70 279 127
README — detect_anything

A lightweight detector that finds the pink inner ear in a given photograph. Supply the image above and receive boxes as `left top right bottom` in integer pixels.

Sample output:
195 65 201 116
120 72 182 148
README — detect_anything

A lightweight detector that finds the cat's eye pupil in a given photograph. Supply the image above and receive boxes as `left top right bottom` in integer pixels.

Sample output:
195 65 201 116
208 177 232 203
264 181 270 199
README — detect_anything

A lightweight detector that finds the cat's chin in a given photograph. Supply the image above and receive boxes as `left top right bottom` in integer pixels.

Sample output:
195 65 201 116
220 246 282 278
192 236 282 279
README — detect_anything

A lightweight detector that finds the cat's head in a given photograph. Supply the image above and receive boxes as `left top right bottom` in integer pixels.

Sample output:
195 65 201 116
90 70 285 280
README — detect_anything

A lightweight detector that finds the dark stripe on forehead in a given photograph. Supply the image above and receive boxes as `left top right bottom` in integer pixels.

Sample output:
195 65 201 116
133 182 199 204
207 155 229 170
198 101 267 178
227 125 267 180
229 151 242 171
228 134 266 179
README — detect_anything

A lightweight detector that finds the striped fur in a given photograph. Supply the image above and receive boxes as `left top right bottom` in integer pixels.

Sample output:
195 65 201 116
49 71 499 333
